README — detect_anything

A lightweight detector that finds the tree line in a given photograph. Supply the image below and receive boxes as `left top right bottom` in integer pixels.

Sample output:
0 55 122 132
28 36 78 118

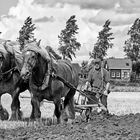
11 16 140 76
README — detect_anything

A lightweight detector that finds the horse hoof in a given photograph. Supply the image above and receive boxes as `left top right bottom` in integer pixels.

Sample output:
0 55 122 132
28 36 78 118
18 110 23 120
52 117 57 125
10 110 23 121
30 114 35 120
46 117 52 126
0 108 9 120
9 115 16 121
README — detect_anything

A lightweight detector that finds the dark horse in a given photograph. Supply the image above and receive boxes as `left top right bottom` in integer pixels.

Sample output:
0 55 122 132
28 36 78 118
0 41 29 120
20 42 79 123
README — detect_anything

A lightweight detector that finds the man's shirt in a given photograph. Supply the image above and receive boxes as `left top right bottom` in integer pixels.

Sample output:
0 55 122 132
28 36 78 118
87 68 110 91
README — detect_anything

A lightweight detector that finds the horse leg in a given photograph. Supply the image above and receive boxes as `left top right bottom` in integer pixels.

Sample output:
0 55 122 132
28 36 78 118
0 94 9 120
30 95 41 120
63 88 76 122
30 98 35 120
54 99 61 124
10 87 22 121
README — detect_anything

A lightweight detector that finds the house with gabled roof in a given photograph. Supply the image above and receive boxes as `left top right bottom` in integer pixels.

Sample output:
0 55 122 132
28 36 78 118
106 58 132 81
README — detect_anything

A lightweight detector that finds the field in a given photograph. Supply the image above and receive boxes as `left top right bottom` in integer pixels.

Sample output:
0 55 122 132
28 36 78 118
1 90 140 139
2 90 140 119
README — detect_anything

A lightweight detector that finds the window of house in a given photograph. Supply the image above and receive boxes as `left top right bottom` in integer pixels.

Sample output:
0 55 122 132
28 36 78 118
111 72 115 77
124 72 127 78
126 63 129 66
116 72 121 77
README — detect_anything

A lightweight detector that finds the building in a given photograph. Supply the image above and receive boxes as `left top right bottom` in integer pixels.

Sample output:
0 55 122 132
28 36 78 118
106 58 132 81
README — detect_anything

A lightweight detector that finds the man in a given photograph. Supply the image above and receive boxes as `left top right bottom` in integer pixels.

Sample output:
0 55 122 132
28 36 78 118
84 58 110 113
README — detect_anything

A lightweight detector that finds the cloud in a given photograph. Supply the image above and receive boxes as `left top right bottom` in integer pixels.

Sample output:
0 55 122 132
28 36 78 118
34 0 118 10
88 9 138 26
34 16 55 22
107 26 130 58
0 0 137 64
119 0 140 12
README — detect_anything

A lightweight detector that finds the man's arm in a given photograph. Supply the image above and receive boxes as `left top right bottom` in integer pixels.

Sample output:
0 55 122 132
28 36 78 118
103 70 110 95
84 69 93 90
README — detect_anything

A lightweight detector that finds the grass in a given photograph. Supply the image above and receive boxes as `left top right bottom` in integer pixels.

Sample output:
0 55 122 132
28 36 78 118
79 78 140 92
110 85 140 92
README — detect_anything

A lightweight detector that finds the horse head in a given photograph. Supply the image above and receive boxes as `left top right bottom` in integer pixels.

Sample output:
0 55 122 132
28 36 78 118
21 41 51 82
21 50 37 80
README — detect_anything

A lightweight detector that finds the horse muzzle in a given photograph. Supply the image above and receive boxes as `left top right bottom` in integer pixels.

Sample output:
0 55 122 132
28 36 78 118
20 69 30 80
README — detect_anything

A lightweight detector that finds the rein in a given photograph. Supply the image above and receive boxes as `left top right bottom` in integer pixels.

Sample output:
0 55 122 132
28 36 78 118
50 73 104 107
0 66 17 75
0 66 18 81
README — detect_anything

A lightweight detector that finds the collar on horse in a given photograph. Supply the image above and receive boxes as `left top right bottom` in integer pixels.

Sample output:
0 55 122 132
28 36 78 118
29 55 52 91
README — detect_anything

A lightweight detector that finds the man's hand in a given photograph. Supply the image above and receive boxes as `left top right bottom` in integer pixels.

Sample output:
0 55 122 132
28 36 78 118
96 93 100 99
103 90 108 96
83 85 88 91
83 81 89 91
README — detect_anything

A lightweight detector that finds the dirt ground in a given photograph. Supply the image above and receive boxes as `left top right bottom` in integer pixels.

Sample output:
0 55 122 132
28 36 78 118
1 112 140 140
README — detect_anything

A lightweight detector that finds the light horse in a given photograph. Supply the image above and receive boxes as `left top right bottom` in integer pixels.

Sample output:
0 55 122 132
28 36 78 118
20 42 79 123
0 41 29 120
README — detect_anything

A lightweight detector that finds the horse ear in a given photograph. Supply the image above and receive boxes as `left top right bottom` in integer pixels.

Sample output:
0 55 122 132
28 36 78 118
3 40 9 52
3 40 14 55
37 40 41 46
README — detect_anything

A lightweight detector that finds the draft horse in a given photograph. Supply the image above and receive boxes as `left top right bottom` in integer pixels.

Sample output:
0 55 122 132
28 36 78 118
20 42 79 123
0 42 29 120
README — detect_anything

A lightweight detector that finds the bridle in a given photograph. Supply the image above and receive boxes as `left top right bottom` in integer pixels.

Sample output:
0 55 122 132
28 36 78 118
23 50 37 78
23 50 53 91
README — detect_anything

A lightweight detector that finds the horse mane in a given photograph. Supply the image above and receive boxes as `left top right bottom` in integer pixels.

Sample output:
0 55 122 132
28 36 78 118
2 40 23 71
23 42 50 62
45 46 61 61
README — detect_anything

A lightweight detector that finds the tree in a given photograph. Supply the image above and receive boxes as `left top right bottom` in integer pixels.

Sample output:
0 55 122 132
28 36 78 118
90 20 114 60
58 15 81 61
17 16 36 51
124 18 140 62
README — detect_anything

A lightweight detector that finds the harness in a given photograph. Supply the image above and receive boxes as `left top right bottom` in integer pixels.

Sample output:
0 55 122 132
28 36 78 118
0 66 18 81
0 41 19 81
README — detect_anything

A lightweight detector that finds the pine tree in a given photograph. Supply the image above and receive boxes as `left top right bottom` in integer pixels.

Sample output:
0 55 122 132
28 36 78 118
90 20 114 60
18 16 36 51
58 15 81 61
124 18 140 61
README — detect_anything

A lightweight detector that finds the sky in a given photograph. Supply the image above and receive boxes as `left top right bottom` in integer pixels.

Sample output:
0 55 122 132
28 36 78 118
0 0 140 64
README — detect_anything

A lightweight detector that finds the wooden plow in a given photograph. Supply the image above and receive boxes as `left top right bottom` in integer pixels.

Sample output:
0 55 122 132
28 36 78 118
74 84 100 115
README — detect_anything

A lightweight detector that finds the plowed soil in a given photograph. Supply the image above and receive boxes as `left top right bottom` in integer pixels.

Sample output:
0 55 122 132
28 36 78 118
1 112 140 140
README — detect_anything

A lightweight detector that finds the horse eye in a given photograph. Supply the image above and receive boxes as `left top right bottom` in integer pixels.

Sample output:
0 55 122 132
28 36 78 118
32 55 36 59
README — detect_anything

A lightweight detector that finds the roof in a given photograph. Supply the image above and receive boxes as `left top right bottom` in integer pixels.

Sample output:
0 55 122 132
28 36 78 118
107 58 132 70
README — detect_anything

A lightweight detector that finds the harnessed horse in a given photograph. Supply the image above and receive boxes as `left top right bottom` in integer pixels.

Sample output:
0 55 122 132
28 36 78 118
20 42 79 123
0 41 29 120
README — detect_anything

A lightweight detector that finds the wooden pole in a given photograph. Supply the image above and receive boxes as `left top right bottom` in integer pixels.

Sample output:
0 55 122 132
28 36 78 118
20 96 53 104
75 104 98 108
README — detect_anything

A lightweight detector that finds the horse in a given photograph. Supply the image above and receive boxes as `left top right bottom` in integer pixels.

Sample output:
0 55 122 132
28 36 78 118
20 42 80 123
0 41 29 120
